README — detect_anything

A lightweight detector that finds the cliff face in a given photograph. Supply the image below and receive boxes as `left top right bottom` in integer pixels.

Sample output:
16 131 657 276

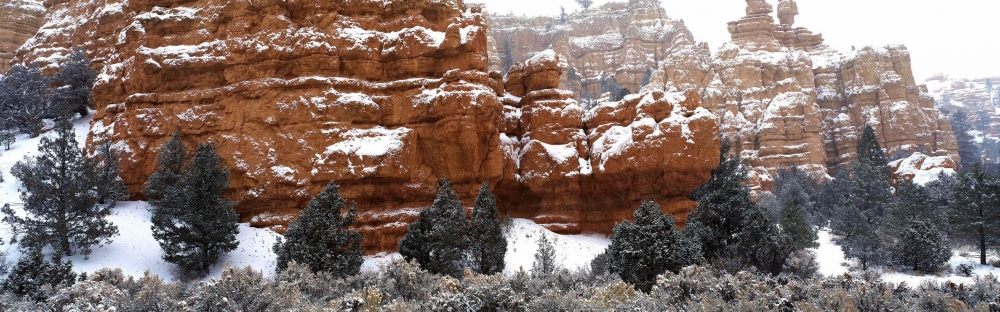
647 0 958 189
13 0 717 252
486 0 703 97
0 0 45 72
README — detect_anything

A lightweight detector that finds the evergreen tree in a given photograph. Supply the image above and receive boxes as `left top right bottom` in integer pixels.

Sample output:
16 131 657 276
897 220 951 272
780 201 818 250
144 131 187 217
399 178 469 278
501 37 515 75
49 48 96 119
608 201 701 292
150 143 240 276
575 0 593 9
1 63 49 137
1 121 117 257
951 111 979 171
468 183 506 275
833 125 893 270
884 181 947 235
640 67 653 87
92 139 127 206
532 233 556 276
838 206 887 270
773 164 820 225
816 167 852 226
949 164 1000 265
0 249 76 301
560 6 566 24
273 182 364 277
688 139 792 275
0 131 13 150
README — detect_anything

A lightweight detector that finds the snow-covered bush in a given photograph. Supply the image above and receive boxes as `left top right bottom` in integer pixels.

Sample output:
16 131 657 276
187 265 299 311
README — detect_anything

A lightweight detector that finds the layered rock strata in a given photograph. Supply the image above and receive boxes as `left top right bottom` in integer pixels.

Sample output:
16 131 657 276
0 0 45 72
645 0 958 189
13 0 718 251
487 0 699 97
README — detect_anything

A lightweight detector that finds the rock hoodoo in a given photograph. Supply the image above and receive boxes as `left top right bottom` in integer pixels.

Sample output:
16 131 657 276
11 0 718 252
674 0 957 189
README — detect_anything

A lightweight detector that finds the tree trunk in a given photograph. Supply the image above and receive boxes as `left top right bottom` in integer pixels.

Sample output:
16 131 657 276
981 233 987 265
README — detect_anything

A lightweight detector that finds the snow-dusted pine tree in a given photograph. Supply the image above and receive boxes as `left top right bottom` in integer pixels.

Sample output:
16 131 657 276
144 131 187 217
687 139 791 275
949 163 1000 265
49 48 96 119
150 143 239 276
273 182 363 277
0 131 13 150
92 139 127 207
780 201 818 250
1 120 117 257
399 178 469 278
608 201 701 292
1 63 49 137
532 233 556 276
468 183 506 275
950 111 979 171
897 220 951 272
0 249 75 301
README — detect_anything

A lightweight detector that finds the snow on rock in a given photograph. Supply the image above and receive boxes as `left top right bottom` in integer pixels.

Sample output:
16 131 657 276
888 152 957 186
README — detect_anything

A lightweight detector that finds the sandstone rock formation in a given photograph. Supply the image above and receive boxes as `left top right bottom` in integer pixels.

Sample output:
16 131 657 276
0 0 45 72
776 0 797 26
645 1 959 190
888 152 957 186
13 0 718 252
487 0 699 97
497 50 720 231
925 74 1000 138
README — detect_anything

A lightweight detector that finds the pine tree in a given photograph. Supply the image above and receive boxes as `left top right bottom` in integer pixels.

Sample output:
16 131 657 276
575 0 593 9
688 139 792 275
532 233 556 276
468 183 506 275
780 201 818 250
951 111 979 171
774 164 821 225
2 63 49 137
839 206 887 270
816 167 852 226
833 125 894 270
883 181 947 235
398 178 469 278
150 143 240 276
273 182 364 277
949 163 1000 265
0 131 13 150
897 219 951 272
1 120 117 257
144 131 187 217
0 249 76 301
501 37 515 75
92 139 128 206
560 6 566 24
608 201 701 292
49 48 96 119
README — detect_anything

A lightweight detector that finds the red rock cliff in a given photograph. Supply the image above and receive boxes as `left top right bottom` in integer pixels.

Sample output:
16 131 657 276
13 0 718 252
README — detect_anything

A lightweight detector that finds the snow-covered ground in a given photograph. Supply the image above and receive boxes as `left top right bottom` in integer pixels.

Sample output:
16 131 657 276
812 229 1000 285
502 218 609 274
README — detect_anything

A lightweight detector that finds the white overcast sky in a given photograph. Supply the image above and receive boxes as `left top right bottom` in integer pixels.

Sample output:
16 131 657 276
472 0 1000 82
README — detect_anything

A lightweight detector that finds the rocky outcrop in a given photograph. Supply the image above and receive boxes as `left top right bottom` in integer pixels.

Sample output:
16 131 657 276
487 0 699 97
14 0 718 252
889 152 957 186
497 51 720 231
644 0 958 190
0 0 45 72
925 74 999 138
